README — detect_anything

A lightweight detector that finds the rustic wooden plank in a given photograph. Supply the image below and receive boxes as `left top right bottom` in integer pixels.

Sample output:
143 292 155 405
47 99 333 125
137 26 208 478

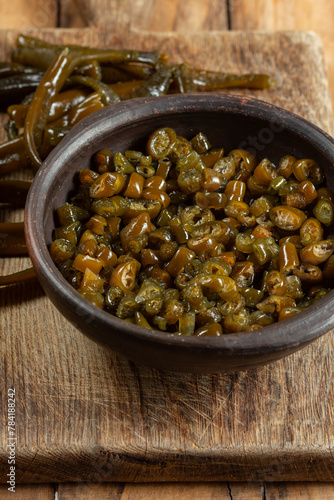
0 0 58 30
0 26 334 483
122 0 229 32
59 0 87 28
58 483 124 499
229 483 263 499
229 0 334 105
1 0 334 486
75 0 228 31
58 482 263 499
265 482 334 499
0 483 54 499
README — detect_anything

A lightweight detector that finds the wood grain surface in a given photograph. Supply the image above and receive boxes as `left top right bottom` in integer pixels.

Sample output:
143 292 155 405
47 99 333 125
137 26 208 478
230 0 334 106
1 0 334 490
265 482 334 499
0 483 55 499
57 481 263 499
1 0 58 30
2 0 334 104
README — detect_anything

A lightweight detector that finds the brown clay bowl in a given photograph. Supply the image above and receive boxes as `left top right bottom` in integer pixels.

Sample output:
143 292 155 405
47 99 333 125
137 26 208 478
25 93 334 373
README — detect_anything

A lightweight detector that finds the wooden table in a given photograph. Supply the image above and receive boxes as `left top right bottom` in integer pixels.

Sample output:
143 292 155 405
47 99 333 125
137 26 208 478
1 1 334 498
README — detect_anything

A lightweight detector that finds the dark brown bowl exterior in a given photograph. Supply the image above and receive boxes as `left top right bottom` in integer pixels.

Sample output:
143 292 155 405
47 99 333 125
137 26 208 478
25 93 334 373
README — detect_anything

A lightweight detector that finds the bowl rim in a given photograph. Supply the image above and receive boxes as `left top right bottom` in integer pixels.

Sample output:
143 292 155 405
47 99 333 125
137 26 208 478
25 92 334 356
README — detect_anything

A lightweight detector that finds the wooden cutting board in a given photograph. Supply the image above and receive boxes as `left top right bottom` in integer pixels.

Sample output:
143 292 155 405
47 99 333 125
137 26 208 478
1 0 334 483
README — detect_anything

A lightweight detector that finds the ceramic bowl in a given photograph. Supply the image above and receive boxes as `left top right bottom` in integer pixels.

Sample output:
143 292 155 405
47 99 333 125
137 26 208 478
25 93 334 373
